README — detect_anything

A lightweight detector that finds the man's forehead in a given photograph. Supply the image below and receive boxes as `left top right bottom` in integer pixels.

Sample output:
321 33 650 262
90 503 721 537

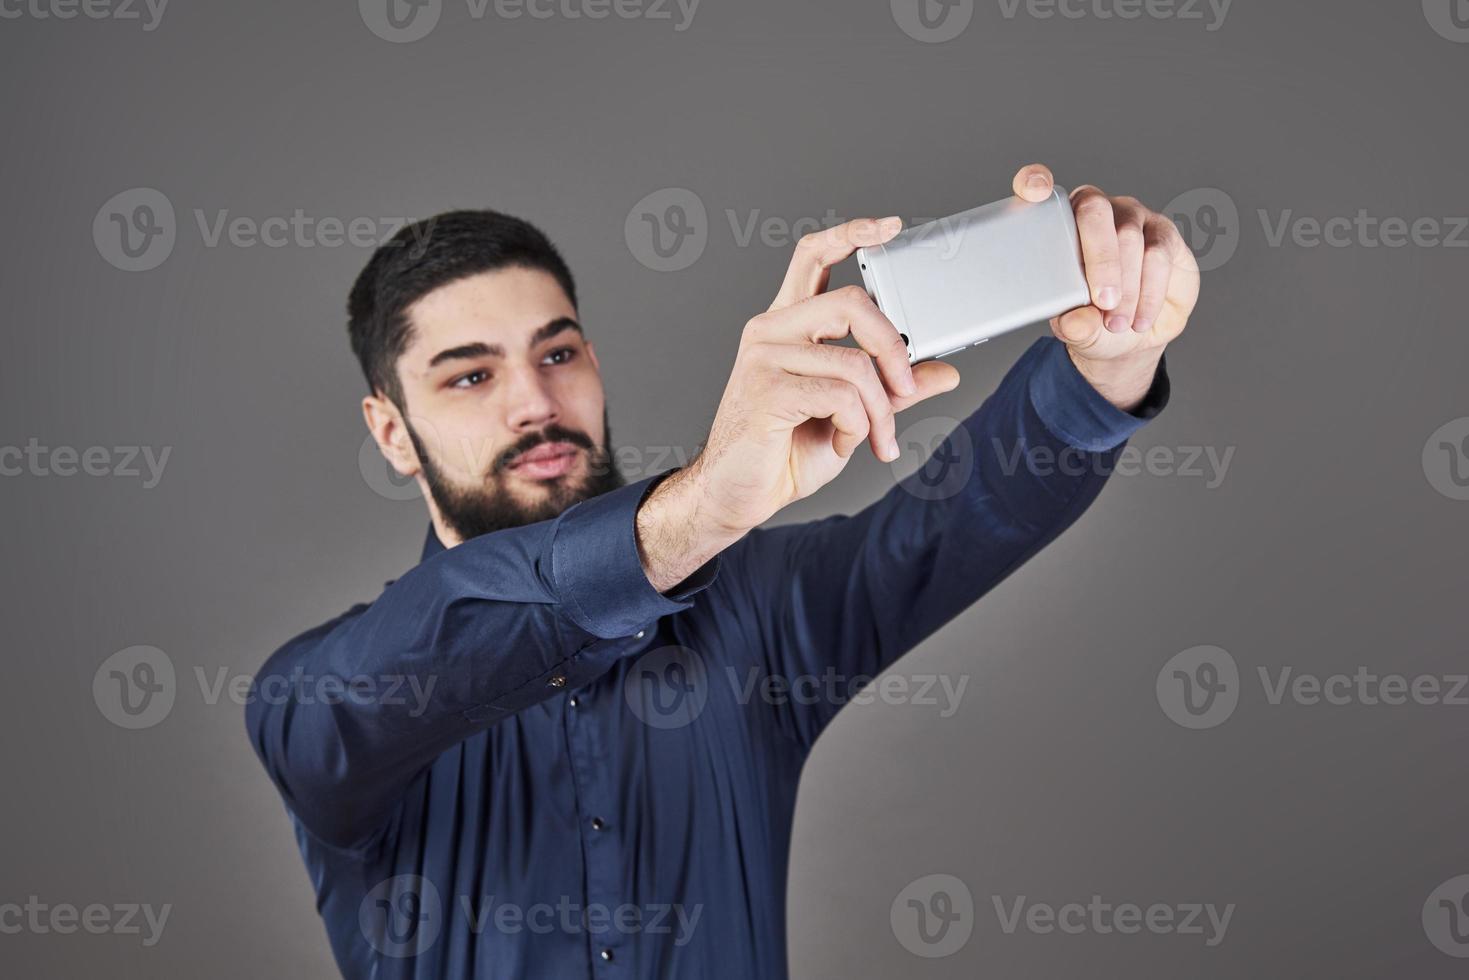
402 267 577 361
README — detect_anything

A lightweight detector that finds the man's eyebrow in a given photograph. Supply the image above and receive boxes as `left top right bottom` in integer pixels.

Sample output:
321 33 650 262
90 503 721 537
428 341 500 367
530 317 583 346
426 318 583 369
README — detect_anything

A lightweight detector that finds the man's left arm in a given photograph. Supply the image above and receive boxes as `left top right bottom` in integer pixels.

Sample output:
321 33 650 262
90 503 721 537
720 332 1169 748
702 164 1200 748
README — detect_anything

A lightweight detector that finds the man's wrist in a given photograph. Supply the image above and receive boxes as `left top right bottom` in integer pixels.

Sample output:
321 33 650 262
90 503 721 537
635 461 744 594
1066 346 1165 415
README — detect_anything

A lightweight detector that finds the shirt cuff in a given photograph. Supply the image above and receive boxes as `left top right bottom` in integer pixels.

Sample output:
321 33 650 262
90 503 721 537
549 469 721 639
1026 337 1171 453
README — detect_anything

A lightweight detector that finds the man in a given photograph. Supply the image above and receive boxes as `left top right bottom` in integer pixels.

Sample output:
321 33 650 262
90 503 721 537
247 163 1198 979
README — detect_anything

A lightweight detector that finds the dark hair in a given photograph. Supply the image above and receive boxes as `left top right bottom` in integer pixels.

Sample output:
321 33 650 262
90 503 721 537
347 210 578 406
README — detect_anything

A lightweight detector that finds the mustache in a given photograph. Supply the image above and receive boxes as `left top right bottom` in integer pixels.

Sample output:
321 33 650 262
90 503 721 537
493 424 597 473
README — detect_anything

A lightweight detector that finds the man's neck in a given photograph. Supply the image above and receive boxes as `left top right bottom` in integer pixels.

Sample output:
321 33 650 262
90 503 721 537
426 501 462 550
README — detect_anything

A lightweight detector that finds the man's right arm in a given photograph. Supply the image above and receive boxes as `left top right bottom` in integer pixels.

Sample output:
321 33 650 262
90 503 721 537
245 471 718 854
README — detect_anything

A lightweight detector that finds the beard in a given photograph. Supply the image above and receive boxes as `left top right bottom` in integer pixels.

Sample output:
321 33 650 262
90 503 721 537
405 408 625 542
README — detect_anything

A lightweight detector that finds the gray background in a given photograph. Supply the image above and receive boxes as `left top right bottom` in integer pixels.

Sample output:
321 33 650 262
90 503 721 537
3 0 1467 976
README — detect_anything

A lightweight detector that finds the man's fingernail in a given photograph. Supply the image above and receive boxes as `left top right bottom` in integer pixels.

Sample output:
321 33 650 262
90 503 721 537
879 216 902 233
1097 286 1120 309
1132 317 1152 333
900 373 917 396
1106 315 1130 333
886 439 901 461
1027 173 1050 188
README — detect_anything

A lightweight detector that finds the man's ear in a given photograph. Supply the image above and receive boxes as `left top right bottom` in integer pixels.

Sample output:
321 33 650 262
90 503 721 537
362 393 421 480
585 339 601 373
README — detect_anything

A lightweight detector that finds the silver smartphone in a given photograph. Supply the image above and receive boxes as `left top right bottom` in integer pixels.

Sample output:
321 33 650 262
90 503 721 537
856 187 1090 363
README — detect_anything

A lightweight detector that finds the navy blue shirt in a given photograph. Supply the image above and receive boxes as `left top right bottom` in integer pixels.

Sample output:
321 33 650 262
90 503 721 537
247 337 1168 979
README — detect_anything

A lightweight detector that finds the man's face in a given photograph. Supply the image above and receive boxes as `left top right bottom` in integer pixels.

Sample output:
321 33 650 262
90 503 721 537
365 266 623 544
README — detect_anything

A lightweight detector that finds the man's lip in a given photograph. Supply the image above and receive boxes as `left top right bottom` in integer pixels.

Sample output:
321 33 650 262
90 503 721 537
508 442 580 469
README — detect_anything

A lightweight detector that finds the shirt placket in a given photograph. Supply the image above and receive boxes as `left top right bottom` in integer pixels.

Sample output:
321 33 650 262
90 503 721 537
561 628 650 976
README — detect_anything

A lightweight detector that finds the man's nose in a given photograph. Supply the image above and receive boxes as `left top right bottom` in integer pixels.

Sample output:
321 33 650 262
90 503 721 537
503 367 561 433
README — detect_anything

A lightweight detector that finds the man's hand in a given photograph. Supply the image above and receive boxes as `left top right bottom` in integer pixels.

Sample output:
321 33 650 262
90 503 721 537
1013 163 1200 412
636 218 960 591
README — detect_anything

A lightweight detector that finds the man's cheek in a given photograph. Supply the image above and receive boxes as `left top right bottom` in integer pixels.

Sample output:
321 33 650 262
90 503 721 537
561 373 604 423
446 427 504 479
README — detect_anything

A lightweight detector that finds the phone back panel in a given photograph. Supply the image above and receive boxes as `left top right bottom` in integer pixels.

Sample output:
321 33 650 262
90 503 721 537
857 187 1090 363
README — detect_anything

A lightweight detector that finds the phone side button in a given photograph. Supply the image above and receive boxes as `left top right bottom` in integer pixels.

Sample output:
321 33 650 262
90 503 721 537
971 338 989 347
934 346 967 360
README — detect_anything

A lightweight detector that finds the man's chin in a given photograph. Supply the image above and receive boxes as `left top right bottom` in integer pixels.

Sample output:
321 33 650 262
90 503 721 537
502 459 613 512
425 450 624 542
500 477 572 513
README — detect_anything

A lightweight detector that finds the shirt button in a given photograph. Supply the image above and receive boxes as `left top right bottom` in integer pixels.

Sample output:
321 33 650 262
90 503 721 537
547 673 567 689
635 630 646 639
591 817 605 831
568 696 580 708
600 949 614 962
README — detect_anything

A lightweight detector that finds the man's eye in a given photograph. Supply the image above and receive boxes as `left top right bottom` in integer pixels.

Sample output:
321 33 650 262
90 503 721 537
543 347 576 366
452 370 490 389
